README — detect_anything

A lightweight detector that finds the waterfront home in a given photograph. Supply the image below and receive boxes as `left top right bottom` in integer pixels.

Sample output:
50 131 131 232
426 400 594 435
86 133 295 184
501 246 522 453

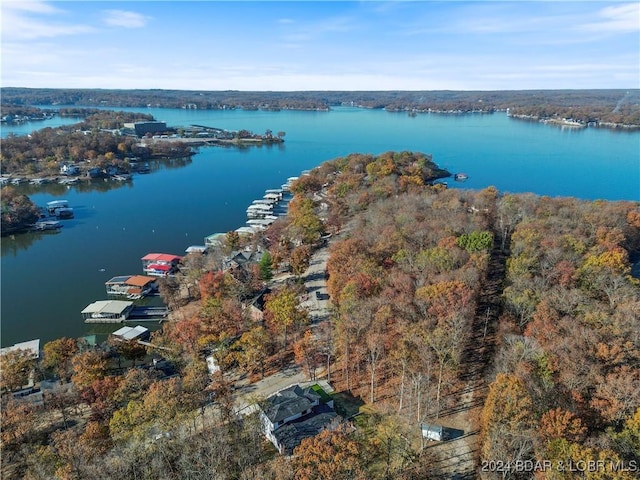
260 384 338 455
87 167 102 178
242 288 270 322
81 300 134 322
141 253 182 277
105 275 158 298
222 249 261 271
60 164 80 176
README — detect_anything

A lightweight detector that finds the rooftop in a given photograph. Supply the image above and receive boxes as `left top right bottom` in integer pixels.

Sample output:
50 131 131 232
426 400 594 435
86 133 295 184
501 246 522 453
126 275 157 287
141 253 182 263
81 300 133 315
273 404 339 455
0 339 40 358
263 384 321 424
112 325 149 341
106 275 132 284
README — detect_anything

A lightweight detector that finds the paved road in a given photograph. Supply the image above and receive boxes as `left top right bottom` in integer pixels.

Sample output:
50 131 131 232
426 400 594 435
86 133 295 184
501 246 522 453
300 245 331 325
232 242 332 414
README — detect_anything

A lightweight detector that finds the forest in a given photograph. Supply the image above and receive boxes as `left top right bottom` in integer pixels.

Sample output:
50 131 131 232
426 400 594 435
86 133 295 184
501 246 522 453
2 88 639 127
1 151 639 479
0 186 41 234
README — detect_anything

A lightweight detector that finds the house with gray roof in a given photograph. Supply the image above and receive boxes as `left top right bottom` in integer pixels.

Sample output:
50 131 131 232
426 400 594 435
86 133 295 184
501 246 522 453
260 383 338 454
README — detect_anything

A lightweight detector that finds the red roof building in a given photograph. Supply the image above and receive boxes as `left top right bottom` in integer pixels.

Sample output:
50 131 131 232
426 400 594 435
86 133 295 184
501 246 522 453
141 253 181 277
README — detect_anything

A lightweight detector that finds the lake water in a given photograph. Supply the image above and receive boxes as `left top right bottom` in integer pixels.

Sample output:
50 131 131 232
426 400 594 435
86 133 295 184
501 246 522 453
1 107 639 347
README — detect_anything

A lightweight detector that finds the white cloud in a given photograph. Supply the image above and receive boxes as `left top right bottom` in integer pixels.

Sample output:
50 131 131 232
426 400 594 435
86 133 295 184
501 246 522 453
3 0 60 14
578 3 640 33
1 0 95 40
102 9 149 28
280 15 358 45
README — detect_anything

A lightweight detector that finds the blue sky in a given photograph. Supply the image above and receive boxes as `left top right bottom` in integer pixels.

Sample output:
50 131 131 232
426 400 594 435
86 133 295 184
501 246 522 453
1 1 638 90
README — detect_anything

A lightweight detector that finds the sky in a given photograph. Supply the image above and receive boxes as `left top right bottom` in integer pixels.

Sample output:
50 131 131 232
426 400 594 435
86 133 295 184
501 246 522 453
1 1 638 91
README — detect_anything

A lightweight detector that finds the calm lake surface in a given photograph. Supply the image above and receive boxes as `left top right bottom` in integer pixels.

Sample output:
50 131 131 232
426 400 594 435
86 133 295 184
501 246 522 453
1 107 639 347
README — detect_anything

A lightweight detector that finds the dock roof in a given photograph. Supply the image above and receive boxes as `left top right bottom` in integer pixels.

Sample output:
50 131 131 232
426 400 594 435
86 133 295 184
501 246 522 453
141 253 182 262
81 300 133 315
0 339 40 358
106 275 132 284
46 200 68 207
126 275 157 287
112 325 149 341
185 245 207 254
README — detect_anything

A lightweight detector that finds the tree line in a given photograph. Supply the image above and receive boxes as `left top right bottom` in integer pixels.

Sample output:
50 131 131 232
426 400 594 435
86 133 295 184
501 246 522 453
2 88 638 126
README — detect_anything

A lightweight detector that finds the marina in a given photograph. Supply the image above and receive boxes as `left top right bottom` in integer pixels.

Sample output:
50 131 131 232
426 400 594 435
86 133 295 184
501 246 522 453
86 179 293 327
244 182 293 229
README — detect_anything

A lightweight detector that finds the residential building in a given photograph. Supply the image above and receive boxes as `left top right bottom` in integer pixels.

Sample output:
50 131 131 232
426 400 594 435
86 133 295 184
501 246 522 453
260 384 338 455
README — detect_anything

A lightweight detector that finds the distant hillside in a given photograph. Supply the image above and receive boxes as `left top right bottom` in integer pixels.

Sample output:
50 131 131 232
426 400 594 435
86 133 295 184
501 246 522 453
2 88 639 128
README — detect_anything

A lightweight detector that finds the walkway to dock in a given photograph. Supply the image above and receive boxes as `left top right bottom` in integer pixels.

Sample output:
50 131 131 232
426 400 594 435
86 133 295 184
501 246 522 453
128 306 169 320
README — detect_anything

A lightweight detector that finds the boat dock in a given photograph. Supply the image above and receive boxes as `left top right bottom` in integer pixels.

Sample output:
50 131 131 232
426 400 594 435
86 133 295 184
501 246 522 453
82 300 168 324
244 184 293 229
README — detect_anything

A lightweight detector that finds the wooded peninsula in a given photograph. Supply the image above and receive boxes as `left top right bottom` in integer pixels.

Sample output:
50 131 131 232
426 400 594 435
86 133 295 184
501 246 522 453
2 150 639 479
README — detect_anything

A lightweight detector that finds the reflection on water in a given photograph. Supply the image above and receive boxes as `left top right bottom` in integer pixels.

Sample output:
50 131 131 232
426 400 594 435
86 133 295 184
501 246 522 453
1 230 62 257
3 156 194 250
